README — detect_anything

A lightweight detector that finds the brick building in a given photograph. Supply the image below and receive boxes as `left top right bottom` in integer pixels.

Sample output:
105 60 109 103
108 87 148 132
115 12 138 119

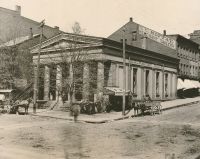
189 30 200 45
30 33 179 109
167 34 200 80
108 18 177 58
108 18 200 97
0 5 60 43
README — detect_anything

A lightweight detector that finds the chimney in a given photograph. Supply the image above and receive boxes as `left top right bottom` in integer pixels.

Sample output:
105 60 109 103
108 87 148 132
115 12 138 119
29 28 33 39
129 17 133 22
54 26 59 30
54 26 60 33
15 5 21 15
163 30 166 36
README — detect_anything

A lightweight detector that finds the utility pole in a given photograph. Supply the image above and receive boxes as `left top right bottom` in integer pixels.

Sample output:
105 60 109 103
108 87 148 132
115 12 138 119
122 28 126 116
128 56 131 89
33 20 45 113
162 64 165 100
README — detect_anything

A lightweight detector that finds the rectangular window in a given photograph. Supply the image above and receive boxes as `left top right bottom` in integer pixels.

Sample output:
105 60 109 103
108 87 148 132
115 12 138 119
156 72 160 97
132 31 137 41
132 68 137 94
145 70 149 96
165 73 168 97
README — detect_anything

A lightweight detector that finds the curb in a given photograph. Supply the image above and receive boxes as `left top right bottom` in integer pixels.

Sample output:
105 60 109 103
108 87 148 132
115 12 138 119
30 113 131 124
161 101 199 111
30 113 74 121
29 100 200 124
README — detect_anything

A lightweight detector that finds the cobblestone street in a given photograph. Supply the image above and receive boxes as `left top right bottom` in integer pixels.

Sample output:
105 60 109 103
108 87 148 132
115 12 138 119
1 103 200 159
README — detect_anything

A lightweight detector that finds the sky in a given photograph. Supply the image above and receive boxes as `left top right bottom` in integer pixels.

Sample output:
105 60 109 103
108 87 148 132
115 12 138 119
0 0 200 38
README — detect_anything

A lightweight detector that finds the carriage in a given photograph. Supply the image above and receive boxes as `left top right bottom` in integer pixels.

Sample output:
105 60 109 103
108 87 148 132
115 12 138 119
8 99 32 115
129 94 162 116
103 87 162 116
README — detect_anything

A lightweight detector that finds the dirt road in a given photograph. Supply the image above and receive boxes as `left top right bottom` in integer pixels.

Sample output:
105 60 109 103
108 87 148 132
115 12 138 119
1 103 200 159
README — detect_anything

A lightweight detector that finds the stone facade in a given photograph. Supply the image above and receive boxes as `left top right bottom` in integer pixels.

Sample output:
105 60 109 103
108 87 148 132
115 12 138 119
30 33 179 105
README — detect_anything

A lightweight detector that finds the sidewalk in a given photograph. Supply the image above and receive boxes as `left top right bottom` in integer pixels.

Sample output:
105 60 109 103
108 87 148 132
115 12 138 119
161 96 200 110
30 97 200 123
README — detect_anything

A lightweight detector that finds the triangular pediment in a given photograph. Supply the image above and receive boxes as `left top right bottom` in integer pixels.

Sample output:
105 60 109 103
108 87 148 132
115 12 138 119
30 33 103 53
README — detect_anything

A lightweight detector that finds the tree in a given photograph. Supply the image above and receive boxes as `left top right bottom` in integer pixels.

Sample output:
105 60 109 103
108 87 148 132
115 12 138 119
43 22 98 109
71 21 84 35
0 32 45 100
0 44 22 89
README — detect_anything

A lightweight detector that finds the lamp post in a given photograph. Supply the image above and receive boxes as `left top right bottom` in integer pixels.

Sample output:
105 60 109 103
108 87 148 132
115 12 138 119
122 28 126 116
33 20 45 113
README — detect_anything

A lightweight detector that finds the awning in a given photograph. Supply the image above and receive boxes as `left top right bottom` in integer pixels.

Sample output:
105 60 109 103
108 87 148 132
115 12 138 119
183 79 197 90
177 78 185 90
104 87 130 96
0 89 13 93
191 80 200 88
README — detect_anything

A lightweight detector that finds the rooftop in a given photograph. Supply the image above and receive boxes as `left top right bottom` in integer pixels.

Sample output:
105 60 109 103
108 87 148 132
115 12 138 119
0 34 40 47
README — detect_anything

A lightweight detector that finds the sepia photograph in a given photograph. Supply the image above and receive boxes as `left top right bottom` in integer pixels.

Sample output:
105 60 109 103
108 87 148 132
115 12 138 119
0 0 200 158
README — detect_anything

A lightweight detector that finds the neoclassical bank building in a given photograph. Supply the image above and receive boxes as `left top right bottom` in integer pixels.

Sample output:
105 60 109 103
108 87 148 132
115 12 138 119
30 33 179 108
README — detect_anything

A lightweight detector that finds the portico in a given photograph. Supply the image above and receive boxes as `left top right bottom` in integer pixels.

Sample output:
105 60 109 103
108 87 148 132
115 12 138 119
30 33 179 108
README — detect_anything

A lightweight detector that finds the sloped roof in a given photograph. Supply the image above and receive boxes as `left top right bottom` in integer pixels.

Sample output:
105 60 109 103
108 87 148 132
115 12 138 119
0 34 40 47
168 34 200 47
108 19 178 59
30 32 104 53
0 6 62 43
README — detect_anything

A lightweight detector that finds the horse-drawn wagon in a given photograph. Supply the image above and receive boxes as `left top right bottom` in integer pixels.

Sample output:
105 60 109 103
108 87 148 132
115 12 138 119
9 99 32 115
129 93 162 116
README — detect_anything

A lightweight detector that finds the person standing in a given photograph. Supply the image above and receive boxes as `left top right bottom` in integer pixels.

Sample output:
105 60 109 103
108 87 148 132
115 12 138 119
71 104 80 122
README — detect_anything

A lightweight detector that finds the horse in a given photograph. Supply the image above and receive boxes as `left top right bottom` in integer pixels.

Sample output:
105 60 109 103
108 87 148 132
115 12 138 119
14 98 32 115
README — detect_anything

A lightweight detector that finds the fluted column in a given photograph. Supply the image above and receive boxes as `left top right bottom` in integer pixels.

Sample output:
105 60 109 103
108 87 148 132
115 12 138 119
159 71 163 99
137 67 142 100
97 61 104 100
83 62 90 101
168 73 172 98
151 69 155 99
44 65 50 100
148 69 153 98
56 65 62 100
